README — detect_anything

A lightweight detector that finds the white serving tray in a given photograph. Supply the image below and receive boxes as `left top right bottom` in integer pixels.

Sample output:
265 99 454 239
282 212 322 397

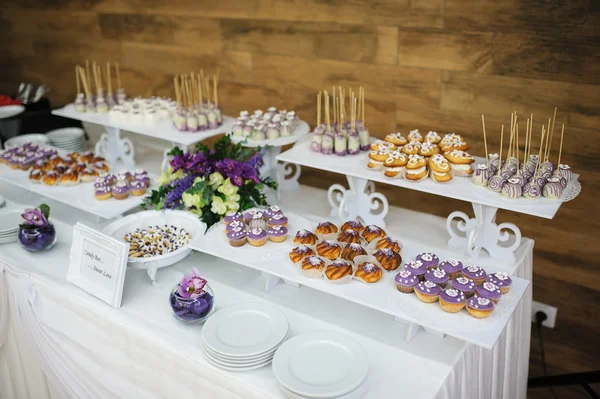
52 104 235 147
276 136 579 219
190 231 530 350
0 165 150 220
229 120 310 148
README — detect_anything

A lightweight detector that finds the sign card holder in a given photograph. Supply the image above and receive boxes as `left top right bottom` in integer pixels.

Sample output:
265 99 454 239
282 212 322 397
67 222 129 308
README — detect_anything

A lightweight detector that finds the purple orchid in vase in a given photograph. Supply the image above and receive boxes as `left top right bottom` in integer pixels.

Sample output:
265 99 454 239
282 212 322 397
18 204 57 252
170 267 215 323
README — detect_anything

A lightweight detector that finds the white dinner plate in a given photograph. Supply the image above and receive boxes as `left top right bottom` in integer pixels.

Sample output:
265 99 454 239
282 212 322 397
47 127 85 140
272 331 369 399
279 379 369 399
205 354 273 372
0 237 18 244
204 336 284 363
0 210 23 233
4 134 49 149
202 302 289 358
203 347 274 367
0 105 25 119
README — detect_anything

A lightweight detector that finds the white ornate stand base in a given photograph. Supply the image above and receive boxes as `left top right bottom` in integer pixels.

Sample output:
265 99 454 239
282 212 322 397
263 272 300 292
328 176 389 227
447 203 522 262
94 127 135 169
261 146 302 201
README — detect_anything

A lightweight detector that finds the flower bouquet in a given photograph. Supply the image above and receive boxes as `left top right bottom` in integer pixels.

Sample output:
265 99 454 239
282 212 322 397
18 204 57 252
143 135 276 228
169 267 214 323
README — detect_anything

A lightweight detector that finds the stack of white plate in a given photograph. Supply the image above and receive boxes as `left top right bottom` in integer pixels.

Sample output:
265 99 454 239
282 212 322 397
273 332 370 399
4 133 49 149
0 210 22 244
47 127 87 152
202 303 289 371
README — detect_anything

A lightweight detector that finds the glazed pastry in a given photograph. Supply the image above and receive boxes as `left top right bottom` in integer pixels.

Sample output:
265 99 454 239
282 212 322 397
29 169 44 183
92 162 109 172
466 296 495 318
439 288 467 313
440 139 469 152
315 221 338 235
404 260 427 281
486 272 512 294
268 213 288 227
227 227 247 247
405 154 428 181
416 252 439 269
383 151 408 178
439 259 463 280
325 259 353 281
501 177 523 199
472 164 492 187
384 132 407 146
341 220 364 234
375 237 401 253
267 225 288 243
59 168 80 186
95 185 112 200
414 280 441 303
301 255 326 278
79 151 95 163
373 248 402 271
72 162 87 173
400 143 421 156
395 270 419 293
341 243 367 261
316 240 342 260
407 129 423 143
425 131 441 144
461 265 487 285
247 228 268 247
444 150 474 177
42 170 59 186
476 281 503 304
361 225 386 243
419 142 440 157
80 167 99 182
370 140 397 152
337 229 361 244
354 262 383 283
294 229 318 245
54 164 68 174
429 154 453 183
249 212 268 230
289 245 316 263
223 211 243 225
367 148 391 170
424 267 449 287
130 180 147 196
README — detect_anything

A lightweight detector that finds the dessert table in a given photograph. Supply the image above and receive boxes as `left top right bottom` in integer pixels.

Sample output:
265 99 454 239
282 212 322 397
0 179 532 399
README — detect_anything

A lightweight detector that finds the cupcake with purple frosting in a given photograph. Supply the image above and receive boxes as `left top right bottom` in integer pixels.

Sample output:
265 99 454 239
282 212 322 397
227 227 247 247
225 220 244 233
224 211 243 225
267 225 288 243
404 260 427 281
414 280 442 303
450 276 477 297
487 272 512 294
416 252 439 269
461 265 487 285
268 213 288 227
424 267 449 287
439 259 463 279
264 205 283 219
439 288 467 313
466 296 495 318
247 228 268 247
395 270 419 293
476 281 502 304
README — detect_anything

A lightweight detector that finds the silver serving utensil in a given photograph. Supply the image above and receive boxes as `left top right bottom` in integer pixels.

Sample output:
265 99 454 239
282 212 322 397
32 85 48 103
16 82 26 100
21 83 33 104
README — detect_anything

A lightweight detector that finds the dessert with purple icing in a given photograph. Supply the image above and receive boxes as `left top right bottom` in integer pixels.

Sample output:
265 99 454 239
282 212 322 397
449 276 477 297
486 272 512 294
439 288 467 313
373 248 402 271
414 280 442 303
225 220 244 233
461 265 487 285
267 225 288 243
476 281 502 304
395 270 419 293
223 211 243 225
267 213 288 227
439 259 463 280
227 227 247 247
416 252 439 269
264 205 282 219
247 228 268 247
466 296 495 318
424 267 449 287
404 260 427 281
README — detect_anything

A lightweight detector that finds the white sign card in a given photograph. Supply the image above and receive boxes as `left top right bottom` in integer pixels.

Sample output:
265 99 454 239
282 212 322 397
67 222 130 308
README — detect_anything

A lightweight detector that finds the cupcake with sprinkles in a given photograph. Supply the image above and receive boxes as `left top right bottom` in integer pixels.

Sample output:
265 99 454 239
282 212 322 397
404 260 427 281
486 272 512 294
439 288 467 313
414 280 441 303
461 265 487 285
268 213 288 228
395 270 419 293
267 225 288 243
476 281 503 304
227 227 247 247
264 205 283 219
424 267 449 287
449 276 477 297
466 296 495 318
416 252 439 269
224 211 243 225
439 259 463 280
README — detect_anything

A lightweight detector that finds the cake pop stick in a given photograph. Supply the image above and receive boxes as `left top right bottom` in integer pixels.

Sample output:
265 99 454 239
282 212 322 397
317 92 321 127
78 66 92 101
361 87 366 128
535 126 545 176
548 106 557 161
115 62 122 90
325 91 330 132
106 62 112 96
353 97 357 132
496 125 504 176
173 76 180 111
544 117 551 161
524 118 529 163
85 60 91 91
197 76 203 106
506 120 514 166
557 124 565 166
481 114 488 162
516 123 520 174
214 73 219 108
76 65 81 94
213 74 217 108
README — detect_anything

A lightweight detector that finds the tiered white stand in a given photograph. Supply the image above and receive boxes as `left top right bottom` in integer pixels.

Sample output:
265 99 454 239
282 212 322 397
277 135 580 262
52 104 235 169
229 121 310 201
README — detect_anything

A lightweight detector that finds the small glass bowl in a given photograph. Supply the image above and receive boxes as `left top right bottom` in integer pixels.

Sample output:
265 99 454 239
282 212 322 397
169 283 215 324
18 224 57 252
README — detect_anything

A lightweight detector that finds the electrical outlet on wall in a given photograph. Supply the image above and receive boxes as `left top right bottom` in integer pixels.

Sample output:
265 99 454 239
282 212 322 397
531 301 558 328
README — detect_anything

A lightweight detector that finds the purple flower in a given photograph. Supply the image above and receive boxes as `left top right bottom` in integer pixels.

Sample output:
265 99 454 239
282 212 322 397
170 153 190 173
177 267 207 299
186 152 209 174
21 208 48 227
231 175 244 187
215 159 243 179
163 174 196 209
241 163 259 183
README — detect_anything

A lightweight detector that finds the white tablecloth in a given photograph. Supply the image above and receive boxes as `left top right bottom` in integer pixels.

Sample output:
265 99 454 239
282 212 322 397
0 174 532 399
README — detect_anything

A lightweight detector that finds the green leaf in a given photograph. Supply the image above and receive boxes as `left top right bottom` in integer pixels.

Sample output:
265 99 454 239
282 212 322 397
167 147 184 157
39 203 50 219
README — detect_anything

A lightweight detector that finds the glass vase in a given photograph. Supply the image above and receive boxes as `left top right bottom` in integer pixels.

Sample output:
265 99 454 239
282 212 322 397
18 223 57 252
169 283 215 324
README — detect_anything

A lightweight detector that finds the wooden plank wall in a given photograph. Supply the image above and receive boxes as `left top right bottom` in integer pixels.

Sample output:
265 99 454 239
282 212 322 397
1 2 599 396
